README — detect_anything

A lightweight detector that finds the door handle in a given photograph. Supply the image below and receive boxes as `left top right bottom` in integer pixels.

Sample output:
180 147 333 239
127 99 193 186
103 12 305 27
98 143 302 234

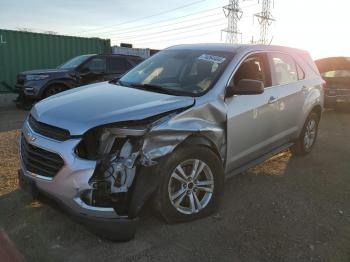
268 96 278 104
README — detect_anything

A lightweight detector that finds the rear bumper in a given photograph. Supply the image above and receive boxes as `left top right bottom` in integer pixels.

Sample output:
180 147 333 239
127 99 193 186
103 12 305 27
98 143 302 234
324 89 350 108
325 94 350 107
18 169 139 241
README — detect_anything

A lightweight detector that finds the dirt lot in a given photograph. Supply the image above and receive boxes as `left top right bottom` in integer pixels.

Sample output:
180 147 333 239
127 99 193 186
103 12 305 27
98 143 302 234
0 101 349 262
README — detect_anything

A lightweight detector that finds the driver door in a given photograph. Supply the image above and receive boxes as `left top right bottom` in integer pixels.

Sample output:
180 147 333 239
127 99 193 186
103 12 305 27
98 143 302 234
225 52 281 171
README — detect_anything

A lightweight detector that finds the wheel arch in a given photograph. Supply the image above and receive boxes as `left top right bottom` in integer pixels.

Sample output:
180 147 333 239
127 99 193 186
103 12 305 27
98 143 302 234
128 135 224 219
297 103 323 137
178 134 223 164
310 104 322 122
39 80 72 98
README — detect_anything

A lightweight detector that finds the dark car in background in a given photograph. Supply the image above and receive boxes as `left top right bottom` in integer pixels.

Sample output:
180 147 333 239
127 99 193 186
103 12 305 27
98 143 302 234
315 57 350 109
15 54 143 106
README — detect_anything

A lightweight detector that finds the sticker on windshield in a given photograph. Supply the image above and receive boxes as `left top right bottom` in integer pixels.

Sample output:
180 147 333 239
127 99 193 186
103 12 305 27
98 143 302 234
198 54 226 64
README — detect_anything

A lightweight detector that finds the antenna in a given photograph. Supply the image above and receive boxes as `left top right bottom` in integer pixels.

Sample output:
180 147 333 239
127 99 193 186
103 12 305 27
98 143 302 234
254 0 275 44
222 0 243 44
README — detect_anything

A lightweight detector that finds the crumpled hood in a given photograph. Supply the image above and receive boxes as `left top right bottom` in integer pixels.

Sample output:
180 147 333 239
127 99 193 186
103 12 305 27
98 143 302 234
21 68 70 75
31 82 195 135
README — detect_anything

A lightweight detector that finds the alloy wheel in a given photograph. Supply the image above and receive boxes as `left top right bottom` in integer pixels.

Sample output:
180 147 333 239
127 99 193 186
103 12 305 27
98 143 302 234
304 118 317 150
168 159 214 215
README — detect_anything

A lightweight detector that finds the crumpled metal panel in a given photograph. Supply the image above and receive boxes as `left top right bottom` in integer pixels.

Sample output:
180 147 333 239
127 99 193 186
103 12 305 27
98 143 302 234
141 99 227 163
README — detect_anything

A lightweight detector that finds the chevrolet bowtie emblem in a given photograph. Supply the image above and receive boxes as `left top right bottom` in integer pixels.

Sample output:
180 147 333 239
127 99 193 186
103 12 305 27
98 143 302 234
26 131 36 142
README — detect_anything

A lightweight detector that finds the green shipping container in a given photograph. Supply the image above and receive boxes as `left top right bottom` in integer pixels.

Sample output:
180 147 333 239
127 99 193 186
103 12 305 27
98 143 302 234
0 29 111 93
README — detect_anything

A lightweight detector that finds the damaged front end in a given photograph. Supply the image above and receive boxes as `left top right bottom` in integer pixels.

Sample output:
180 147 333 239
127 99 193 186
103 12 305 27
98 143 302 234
72 113 177 240
71 100 226 240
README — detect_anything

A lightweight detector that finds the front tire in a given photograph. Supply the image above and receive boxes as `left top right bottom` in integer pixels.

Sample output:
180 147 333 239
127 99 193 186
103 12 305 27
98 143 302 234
154 145 224 223
292 112 319 155
43 84 68 98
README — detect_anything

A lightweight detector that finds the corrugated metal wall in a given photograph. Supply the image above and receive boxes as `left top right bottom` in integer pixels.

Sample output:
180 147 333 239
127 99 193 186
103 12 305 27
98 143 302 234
0 29 111 93
112 46 150 59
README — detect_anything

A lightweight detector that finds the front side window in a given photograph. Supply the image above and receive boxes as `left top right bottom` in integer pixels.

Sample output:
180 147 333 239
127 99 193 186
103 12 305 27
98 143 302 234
84 57 106 73
233 53 271 88
58 55 93 69
119 50 234 96
270 53 298 85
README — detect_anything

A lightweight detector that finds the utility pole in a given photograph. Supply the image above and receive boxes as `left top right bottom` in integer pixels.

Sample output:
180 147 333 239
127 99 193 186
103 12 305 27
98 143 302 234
222 0 243 44
254 0 275 44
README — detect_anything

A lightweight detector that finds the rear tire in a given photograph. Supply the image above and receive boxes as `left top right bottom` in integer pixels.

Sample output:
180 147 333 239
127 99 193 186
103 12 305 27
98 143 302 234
291 112 319 155
154 145 224 223
43 84 68 98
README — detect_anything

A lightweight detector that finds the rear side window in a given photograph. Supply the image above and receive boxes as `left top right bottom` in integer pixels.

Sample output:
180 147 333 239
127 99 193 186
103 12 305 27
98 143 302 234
108 57 133 73
270 53 298 85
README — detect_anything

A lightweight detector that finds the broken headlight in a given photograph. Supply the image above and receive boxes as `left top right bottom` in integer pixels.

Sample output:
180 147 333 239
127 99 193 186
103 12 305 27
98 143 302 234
77 126 148 213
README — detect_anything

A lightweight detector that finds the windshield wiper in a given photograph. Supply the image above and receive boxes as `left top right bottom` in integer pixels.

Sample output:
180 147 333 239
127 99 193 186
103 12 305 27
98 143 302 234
129 83 180 96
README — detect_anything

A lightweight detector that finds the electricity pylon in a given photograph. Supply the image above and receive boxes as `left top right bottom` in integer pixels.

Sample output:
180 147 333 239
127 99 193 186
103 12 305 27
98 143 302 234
254 0 275 44
222 0 243 44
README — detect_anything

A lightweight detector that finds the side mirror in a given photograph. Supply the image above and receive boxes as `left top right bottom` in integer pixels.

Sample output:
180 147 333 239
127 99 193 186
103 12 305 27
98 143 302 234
226 79 264 97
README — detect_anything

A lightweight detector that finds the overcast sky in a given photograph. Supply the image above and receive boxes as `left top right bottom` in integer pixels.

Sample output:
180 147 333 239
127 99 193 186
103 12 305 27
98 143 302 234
0 0 349 58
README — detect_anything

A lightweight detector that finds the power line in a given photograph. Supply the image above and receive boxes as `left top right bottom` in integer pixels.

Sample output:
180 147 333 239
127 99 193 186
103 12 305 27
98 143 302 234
113 21 226 43
96 2 257 37
75 0 207 35
130 28 223 46
99 11 223 37
84 7 223 37
99 14 223 39
113 14 249 42
110 18 225 40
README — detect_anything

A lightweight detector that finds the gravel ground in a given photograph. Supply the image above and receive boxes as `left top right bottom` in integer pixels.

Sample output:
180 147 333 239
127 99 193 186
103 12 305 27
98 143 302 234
0 105 349 262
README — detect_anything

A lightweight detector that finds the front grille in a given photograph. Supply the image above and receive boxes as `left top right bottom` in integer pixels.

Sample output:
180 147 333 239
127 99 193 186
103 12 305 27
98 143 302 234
28 115 70 141
21 135 64 178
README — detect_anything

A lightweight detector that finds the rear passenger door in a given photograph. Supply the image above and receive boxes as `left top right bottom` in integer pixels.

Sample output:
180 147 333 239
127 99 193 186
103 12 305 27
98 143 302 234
267 52 306 142
106 56 134 80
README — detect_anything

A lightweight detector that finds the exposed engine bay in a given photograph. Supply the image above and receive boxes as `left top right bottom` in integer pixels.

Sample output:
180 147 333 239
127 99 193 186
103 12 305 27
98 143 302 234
76 125 149 216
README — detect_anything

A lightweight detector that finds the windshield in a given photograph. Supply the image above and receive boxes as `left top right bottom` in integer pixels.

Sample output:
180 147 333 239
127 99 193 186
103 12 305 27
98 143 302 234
58 55 94 69
118 49 234 96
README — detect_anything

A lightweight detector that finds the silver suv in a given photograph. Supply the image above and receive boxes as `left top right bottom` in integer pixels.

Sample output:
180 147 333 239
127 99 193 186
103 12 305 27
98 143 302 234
19 44 324 240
